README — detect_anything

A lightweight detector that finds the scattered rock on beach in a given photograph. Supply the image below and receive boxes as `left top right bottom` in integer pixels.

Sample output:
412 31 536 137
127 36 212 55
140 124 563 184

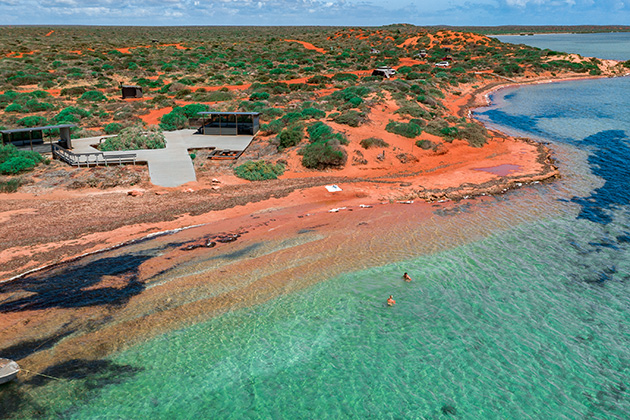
127 190 143 197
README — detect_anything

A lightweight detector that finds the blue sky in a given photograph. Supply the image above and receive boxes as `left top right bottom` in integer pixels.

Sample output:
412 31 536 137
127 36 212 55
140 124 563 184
0 0 628 26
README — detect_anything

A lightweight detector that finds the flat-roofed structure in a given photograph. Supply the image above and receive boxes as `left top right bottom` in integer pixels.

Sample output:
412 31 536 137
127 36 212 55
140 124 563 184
121 85 143 99
1 124 76 150
197 112 260 136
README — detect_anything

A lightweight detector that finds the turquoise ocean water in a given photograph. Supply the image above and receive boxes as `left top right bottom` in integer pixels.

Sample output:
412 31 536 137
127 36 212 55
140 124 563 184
495 32 630 60
2 37 630 419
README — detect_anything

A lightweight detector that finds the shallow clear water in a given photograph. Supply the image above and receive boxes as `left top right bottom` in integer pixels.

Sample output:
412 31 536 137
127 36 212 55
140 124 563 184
4 64 630 420
495 32 630 61
60 216 630 419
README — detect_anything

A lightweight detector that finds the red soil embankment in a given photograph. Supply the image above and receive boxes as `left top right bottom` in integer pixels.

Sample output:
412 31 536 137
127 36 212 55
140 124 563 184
284 39 326 54
4 51 37 58
140 107 173 125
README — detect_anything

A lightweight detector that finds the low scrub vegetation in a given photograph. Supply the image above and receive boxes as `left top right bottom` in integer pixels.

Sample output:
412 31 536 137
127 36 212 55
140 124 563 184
385 121 423 138
0 177 23 193
0 144 44 175
360 137 389 149
99 126 166 151
301 121 347 169
234 160 285 181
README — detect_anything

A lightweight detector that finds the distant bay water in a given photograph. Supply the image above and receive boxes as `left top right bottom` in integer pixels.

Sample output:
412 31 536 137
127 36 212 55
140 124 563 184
3 34 630 419
494 32 630 60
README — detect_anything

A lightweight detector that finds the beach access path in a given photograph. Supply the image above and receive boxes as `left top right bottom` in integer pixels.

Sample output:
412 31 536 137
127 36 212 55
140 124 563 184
70 130 254 187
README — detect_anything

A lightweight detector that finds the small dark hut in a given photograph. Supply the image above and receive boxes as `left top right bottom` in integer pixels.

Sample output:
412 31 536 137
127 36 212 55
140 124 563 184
121 84 143 99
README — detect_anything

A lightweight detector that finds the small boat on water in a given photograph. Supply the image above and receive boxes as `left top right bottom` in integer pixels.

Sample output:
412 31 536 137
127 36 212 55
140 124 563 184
0 358 20 384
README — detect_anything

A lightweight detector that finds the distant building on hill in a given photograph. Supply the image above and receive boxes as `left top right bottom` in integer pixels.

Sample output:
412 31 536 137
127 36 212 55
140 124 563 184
121 84 143 99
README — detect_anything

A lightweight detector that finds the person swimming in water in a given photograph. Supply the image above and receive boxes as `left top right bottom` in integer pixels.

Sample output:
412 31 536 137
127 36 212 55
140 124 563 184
403 272 412 282
387 295 396 306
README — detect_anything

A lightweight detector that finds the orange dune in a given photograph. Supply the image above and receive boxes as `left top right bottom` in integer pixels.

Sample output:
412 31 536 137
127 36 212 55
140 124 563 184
4 50 37 58
284 39 326 54
140 107 173 125
161 43 187 50
396 58 423 68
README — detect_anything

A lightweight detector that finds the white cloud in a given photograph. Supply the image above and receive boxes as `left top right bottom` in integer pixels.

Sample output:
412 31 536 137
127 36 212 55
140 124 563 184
0 0 628 25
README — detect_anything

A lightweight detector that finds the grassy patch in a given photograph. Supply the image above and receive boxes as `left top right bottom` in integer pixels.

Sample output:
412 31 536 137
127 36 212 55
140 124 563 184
0 177 23 193
0 144 44 175
360 137 389 149
385 121 423 138
99 126 166 151
234 160 285 181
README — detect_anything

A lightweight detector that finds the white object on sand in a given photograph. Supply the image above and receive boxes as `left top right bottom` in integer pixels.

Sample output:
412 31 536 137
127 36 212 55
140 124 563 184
397 200 414 204
328 207 347 213
0 358 20 385
359 204 373 208
325 185 342 192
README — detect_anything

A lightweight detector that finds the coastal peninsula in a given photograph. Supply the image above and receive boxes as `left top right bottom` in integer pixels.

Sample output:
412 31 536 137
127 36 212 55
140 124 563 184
1 26 628 406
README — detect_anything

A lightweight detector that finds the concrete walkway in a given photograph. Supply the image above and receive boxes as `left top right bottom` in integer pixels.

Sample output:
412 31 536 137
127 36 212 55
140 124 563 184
71 130 254 187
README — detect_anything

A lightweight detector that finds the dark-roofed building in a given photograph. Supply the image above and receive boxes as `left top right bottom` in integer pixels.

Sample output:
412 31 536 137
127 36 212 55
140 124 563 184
196 112 260 136
1 124 76 150
121 85 143 99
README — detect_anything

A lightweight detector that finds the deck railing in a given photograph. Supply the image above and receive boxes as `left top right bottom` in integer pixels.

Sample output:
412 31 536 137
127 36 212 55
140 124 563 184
52 144 137 167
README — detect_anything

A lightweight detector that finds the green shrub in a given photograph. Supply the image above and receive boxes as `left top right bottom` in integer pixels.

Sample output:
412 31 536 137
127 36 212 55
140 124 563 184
79 90 107 101
385 121 423 138
307 75 330 84
159 108 190 131
280 112 303 125
260 119 284 135
440 126 459 139
277 125 304 150
347 97 363 107
99 126 166 151
30 90 50 98
17 116 47 127
306 121 348 145
424 118 449 136
457 123 488 147
333 110 365 127
25 99 54 112
332 73 359 82
360 137 389 149
181 103 209 118
301 107 326 119
249 92 270 100
307 122 334 143
301 142 347 169
5 103 24 113
0 177 23 193
54 106 91 123
0 144 44 174
234 160 285 181
104 123 124 134
415 139 436 150
205 91 234 101
61 86 88 97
